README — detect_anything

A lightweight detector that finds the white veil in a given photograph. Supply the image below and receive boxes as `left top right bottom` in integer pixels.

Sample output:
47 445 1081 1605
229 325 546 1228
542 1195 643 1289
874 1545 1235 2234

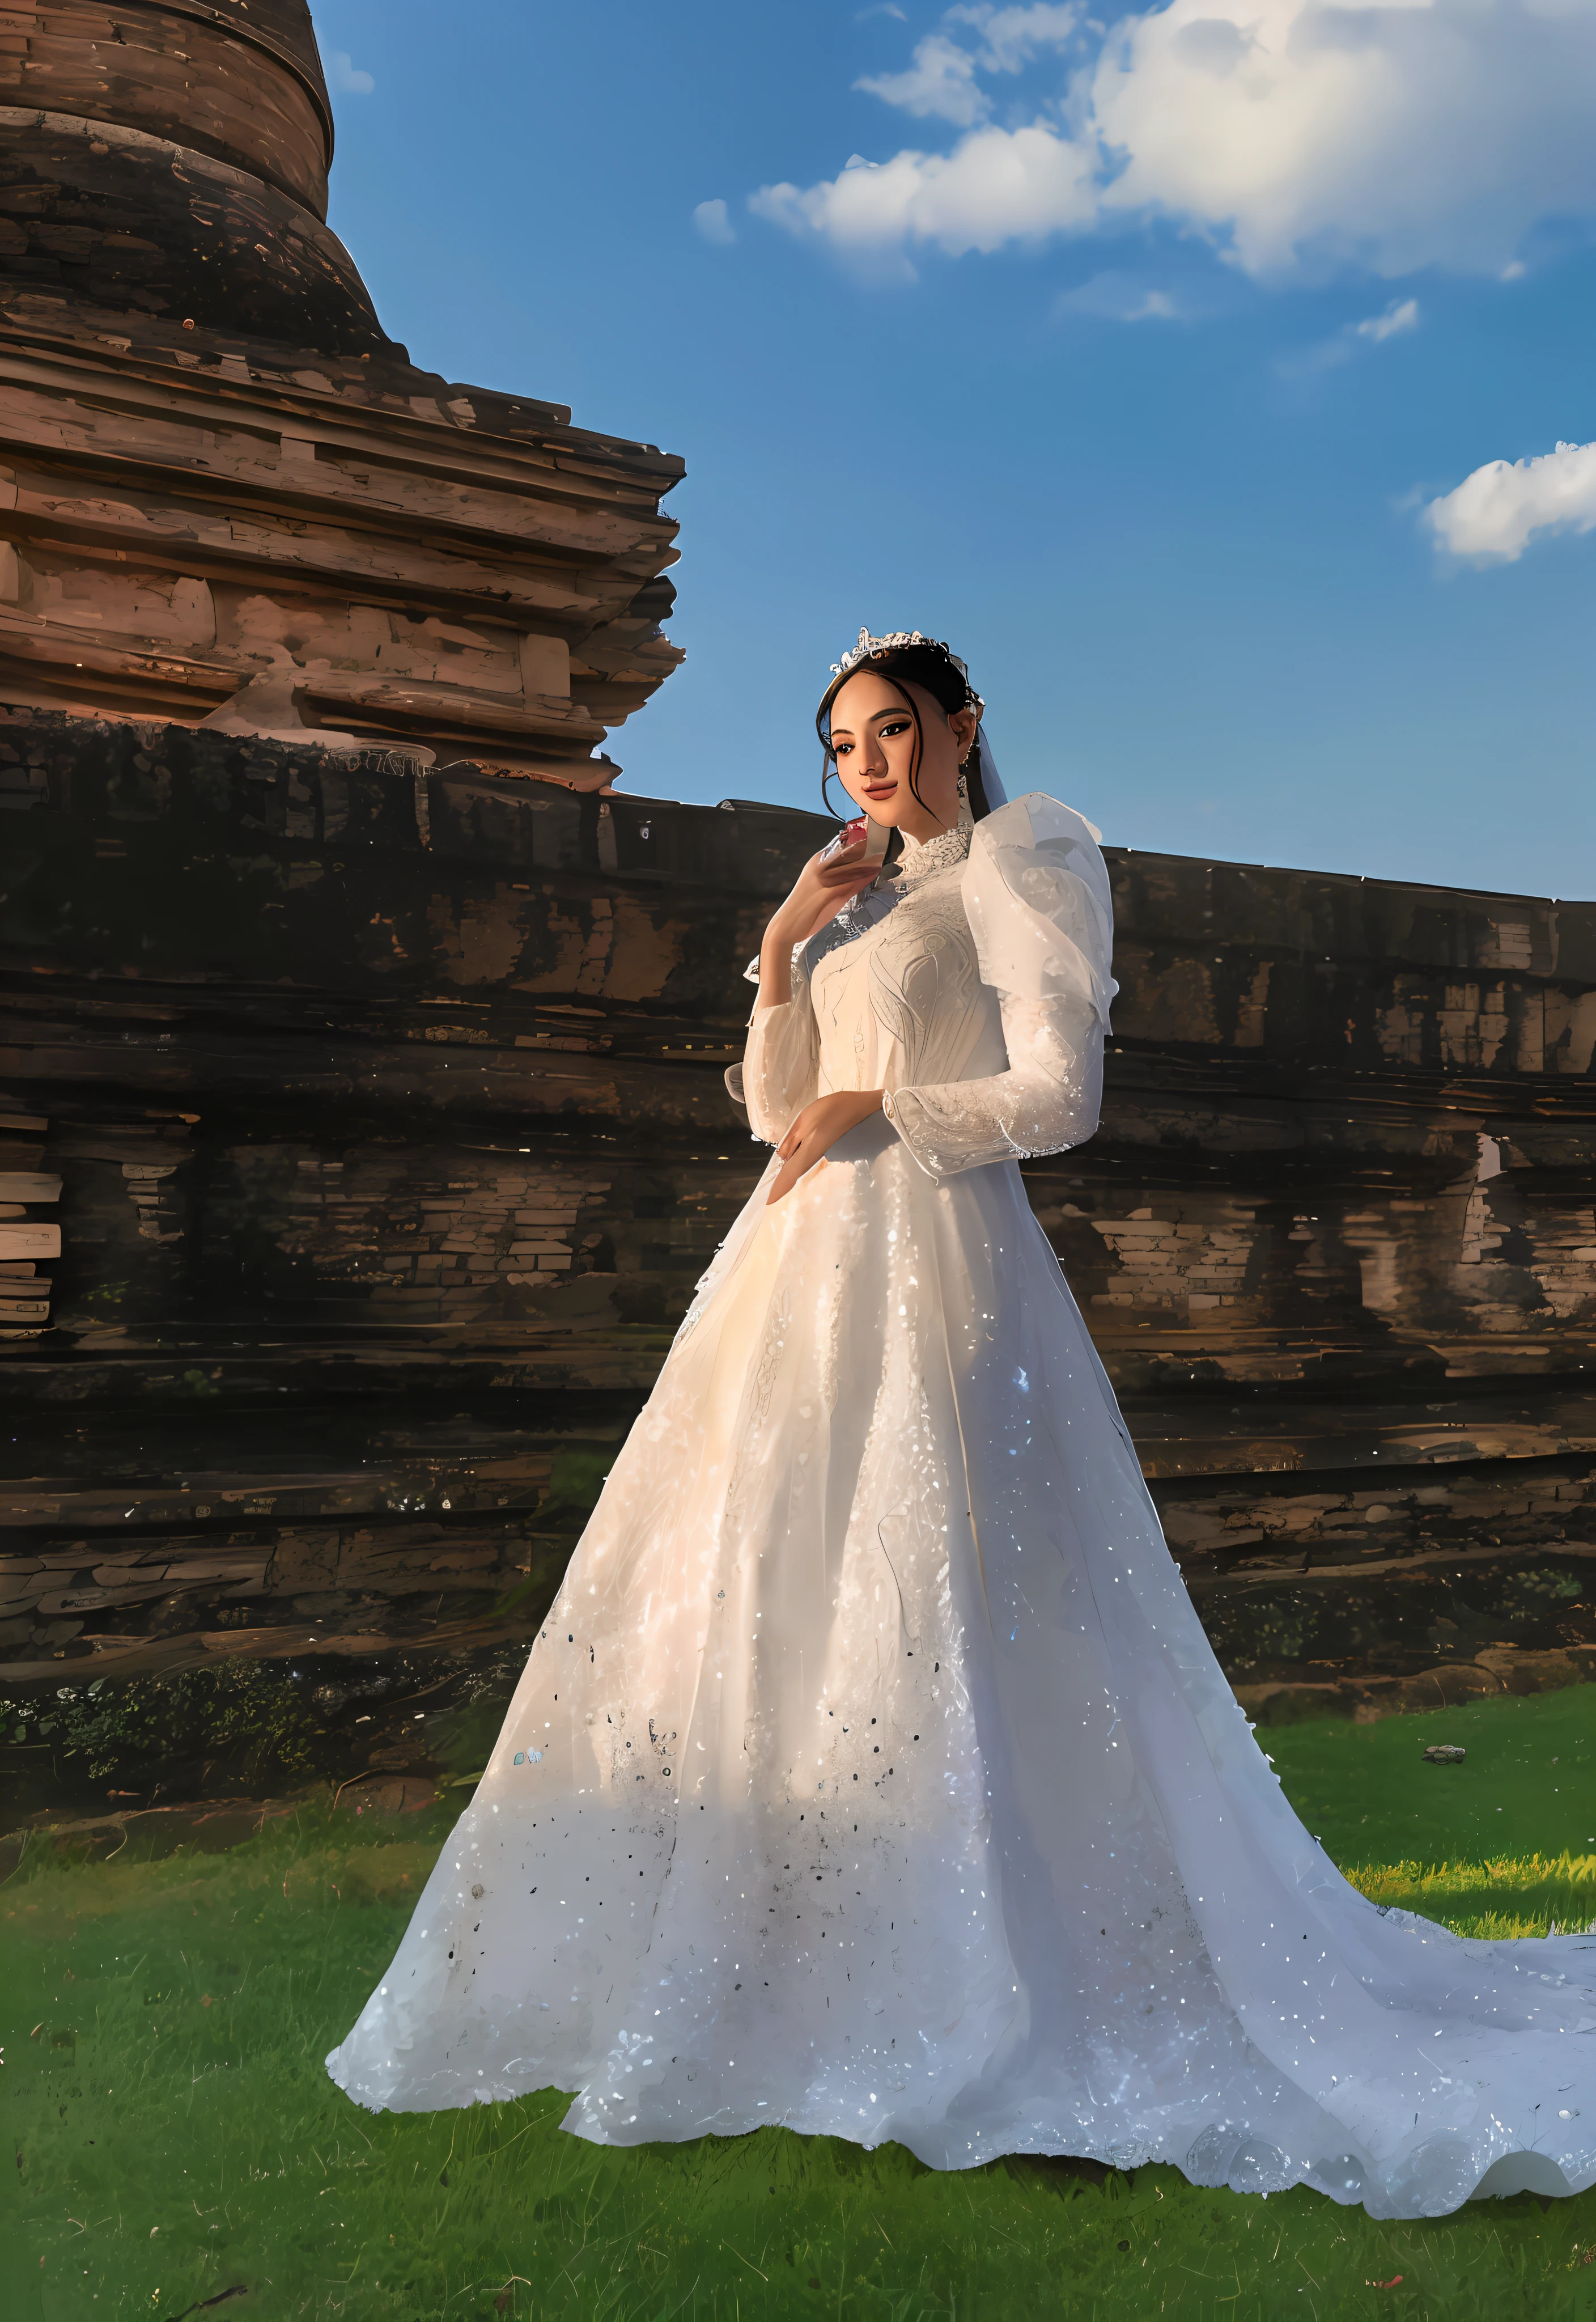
974 721 1008 810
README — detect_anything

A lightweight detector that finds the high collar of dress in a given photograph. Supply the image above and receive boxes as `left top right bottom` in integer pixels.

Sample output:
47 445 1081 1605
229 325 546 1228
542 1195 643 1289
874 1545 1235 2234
891 821 973 888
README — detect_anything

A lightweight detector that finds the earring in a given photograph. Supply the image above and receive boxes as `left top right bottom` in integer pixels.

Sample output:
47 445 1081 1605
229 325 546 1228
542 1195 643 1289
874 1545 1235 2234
955 769 974 832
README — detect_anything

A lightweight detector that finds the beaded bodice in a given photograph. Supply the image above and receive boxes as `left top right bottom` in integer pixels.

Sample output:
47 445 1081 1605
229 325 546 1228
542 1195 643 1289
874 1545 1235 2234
742 792 1116 1180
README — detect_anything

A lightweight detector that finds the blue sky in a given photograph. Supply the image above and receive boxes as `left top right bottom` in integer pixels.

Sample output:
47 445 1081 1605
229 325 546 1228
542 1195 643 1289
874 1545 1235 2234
309 2 1594 897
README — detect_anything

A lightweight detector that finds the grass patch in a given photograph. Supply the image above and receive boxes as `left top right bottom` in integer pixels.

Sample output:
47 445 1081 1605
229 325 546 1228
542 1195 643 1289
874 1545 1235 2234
1261 1685 1596 1869
5 1693 1596 2319
1345 1854 1596 1940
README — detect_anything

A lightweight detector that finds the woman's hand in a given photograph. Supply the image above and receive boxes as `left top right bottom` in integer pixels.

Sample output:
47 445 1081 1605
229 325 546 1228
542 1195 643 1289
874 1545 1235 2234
757 831 880 1007
767 1088 885 1205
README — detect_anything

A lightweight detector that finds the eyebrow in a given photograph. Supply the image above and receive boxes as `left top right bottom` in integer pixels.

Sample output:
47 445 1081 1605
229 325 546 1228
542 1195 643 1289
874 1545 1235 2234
830 706 911 738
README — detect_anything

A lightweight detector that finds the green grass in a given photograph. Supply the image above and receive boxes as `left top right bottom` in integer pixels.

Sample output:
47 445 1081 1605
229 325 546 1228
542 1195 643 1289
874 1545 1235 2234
1261 1686 1596 1868
1266 1686 1596 1940
1345 1854 1596 1941
5 1691 1596 2321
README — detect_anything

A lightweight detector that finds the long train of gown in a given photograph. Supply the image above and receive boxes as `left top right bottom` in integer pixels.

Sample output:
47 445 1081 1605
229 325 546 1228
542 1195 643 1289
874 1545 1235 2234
328 795 1596 2217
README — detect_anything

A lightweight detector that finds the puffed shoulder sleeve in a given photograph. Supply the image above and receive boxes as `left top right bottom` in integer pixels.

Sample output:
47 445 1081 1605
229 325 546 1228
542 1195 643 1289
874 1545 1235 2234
882 793 1118 1177
731 940 821 1146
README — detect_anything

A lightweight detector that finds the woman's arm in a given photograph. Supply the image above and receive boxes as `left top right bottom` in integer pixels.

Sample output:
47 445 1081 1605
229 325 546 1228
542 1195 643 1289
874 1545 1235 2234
741 832 881 1146
882 795 1118 1179
755 831 880 1008
766 1086 885 1204
741 950 822 1146
882 1002 1103 1173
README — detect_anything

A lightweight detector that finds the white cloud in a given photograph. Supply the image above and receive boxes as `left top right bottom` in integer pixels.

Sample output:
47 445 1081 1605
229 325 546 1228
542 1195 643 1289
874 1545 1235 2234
858 33 991 124
1424 438 1596 561
694 198 736 247
856 7 1080 121
1054 268 1182 317
326 50 375 96
759 0 1596 278
752 125 1098 265
1355 297 1419 344
948 3 1081 73
1276 294 1420 379
1093 0 1596 277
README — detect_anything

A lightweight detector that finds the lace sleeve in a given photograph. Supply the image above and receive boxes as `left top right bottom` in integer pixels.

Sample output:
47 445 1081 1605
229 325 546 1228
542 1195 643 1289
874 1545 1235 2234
882 794 1117 1177
737 943 821 1147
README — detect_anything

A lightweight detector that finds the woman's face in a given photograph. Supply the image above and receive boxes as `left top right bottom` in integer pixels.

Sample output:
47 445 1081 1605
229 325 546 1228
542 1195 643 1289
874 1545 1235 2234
827 672 977 840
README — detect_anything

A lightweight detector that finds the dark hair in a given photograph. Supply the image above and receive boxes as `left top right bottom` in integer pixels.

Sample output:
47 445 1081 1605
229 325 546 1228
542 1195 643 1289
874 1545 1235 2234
815 639 991 829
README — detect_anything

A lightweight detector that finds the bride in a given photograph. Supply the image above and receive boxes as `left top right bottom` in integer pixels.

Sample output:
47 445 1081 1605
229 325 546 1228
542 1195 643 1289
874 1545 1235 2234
329 629 1596 2218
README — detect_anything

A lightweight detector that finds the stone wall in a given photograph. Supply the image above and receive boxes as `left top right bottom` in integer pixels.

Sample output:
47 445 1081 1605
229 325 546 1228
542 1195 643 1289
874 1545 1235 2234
3 707 1594 1768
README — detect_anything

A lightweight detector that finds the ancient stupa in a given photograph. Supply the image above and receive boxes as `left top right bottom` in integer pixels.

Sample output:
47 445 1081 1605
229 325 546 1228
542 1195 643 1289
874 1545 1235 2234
0 0 682 779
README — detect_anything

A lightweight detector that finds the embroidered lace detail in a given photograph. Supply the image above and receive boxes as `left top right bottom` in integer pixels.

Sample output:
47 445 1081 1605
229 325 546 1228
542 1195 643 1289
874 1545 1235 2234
723 1286 791 1533
804 881 897 977
892 823 973 888
883 1002 1096 1173
817 1267 845 1412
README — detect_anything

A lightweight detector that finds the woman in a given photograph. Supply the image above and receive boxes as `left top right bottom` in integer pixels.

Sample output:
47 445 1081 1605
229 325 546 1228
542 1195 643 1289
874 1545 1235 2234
329 629 1595 2218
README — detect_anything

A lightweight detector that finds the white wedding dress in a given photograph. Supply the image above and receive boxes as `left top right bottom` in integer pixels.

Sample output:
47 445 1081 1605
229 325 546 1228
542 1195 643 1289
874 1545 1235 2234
328 795 1596 2218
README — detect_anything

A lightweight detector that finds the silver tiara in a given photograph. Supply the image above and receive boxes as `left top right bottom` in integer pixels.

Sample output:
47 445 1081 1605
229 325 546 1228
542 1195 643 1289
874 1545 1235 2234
829 626 970 683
